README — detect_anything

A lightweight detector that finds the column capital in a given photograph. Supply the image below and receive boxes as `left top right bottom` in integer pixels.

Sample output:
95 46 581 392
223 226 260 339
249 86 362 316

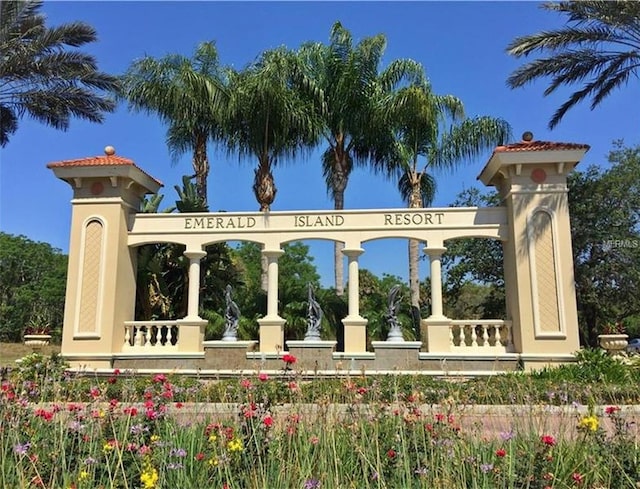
262 249 284 259
184 250 206 260
342 247 364 257
423 246 447 256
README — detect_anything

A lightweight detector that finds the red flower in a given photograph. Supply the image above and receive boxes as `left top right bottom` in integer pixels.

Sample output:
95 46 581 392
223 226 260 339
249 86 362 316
195 452 205 461
387 449 396 459
541 435 556 446
571 472 584 485
356 387 367 395
282 354 297 364
605 405 620 415
175 402 183 409
495 448 506 457
263 415 274 427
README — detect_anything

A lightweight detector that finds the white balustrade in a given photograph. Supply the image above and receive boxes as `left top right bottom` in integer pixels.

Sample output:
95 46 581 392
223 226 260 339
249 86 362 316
450 320 513 352
123 321 180 352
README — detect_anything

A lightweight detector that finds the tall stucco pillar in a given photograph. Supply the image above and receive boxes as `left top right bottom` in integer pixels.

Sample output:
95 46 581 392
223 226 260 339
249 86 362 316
341 247 368 353
422 244 451 352
48 147 162 368
478 135 589 358
257 249 286 353
184 249 207 320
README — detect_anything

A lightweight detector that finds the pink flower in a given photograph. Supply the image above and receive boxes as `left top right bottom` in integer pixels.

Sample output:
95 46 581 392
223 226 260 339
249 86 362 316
541 435 556 446
258 372 269 382
309 436 319 445
571 472 584 485
240 378 253 389
153 374 166 383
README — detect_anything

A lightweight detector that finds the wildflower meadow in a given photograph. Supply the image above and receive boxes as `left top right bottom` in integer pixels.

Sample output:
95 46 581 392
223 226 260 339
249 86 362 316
1 350 639 488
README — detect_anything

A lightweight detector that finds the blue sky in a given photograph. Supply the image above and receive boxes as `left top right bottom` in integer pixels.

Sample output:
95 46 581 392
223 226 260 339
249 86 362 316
1 1 637 287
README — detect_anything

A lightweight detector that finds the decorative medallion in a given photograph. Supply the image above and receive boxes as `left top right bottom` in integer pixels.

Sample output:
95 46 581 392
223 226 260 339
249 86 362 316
531 168 547 184
91 181 104 196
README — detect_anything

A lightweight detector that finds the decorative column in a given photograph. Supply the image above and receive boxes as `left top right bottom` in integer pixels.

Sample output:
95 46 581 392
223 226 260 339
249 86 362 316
184 250 206 319
424 246 447 320
341 248 368 353
176 249 208 353
422 245 451 352
257 249 286 353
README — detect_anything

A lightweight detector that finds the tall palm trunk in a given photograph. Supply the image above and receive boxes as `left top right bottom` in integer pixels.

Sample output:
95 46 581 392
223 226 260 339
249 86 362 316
331 143 349 296
192 131 209 204
253 154 276 292
408 172 422 332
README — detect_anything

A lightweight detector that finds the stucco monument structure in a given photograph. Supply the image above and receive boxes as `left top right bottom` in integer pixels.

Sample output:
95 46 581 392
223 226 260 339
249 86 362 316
48 136 589 374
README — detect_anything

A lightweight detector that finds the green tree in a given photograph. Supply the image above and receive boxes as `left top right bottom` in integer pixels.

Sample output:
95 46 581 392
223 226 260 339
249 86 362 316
0 0 118 146
297 22 423 294
120 42 229 203
507 1 640 129
0 233 67 342
390 82 510 331
226 47 320 212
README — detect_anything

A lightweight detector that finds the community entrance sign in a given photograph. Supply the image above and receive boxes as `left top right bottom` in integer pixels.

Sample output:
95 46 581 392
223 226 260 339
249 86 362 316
48 138 590 373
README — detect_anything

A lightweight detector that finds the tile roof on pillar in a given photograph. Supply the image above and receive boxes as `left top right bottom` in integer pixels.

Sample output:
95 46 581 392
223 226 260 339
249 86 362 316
47 150 162 187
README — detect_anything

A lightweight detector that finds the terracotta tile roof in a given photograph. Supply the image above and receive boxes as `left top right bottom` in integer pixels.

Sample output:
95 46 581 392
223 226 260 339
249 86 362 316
494 141 590 153
47 154 163 186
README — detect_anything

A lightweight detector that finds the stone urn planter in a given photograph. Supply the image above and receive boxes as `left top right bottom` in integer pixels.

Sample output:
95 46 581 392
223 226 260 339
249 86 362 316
598 334 628 358
23 334 52 353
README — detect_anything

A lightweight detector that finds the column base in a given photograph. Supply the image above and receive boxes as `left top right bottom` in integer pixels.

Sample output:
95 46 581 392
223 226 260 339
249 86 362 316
257 316 286 354
176 318 207 352
422 317 452 353
342 316 368 353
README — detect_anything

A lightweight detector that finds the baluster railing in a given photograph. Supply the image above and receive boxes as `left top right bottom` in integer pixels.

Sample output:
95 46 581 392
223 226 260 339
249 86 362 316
449 320 513 352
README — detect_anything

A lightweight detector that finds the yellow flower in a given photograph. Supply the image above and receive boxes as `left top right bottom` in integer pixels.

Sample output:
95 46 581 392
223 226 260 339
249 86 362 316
227 438 243 452
102 442 114 453
578 415 599 432
208 457 219 467
208 433 217 443
78 470 89 481
140 465 159 489
150 434 160 443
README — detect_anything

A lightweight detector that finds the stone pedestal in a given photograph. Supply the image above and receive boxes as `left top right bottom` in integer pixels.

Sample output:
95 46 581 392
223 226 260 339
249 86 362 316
203 340 258 370
371 341 422 370
286 340 337 371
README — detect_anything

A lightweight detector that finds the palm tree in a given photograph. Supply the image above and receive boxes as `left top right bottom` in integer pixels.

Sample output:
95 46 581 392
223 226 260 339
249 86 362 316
507 1 640 129
391 83 511 334
119 42 229 204
226 48 320 291
297 22 424 295
226 47 320 212
0 0 118 147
